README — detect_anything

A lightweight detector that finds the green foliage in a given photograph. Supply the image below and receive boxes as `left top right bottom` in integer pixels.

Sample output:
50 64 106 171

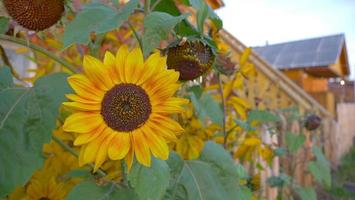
190 90 223 126
142 12 188 57
67 180 138 200
285 132 305 153
273 147 287 157
62 0 139 48
196 3 209 33
334 145 355 183
248 110 280 123
308 146 331 188
0 17 9 34
128 158 170 200
294 187 317 200
189 0 223 30
166 142 252 200
0 68 71 197
266 174 290 188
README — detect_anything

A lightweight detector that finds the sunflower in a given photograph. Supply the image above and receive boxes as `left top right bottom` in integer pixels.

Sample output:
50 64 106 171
63 46 188 171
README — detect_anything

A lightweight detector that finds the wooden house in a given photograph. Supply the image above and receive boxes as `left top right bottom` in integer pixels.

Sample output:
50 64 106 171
253 34 351 116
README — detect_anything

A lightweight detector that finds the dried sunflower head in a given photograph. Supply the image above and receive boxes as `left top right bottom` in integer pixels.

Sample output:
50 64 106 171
304 114 322 131
167 40 215 81
4 0 65 31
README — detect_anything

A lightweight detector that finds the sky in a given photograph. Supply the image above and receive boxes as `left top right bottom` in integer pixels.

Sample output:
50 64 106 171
216 0 355 79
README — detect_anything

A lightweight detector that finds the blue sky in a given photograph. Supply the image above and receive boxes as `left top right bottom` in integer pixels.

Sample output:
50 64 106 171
216 0 355 78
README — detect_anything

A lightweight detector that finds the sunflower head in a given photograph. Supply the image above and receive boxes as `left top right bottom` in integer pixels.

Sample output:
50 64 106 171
167 40 215 81
63 46 188 171
304 114 321 131
4 0 64 31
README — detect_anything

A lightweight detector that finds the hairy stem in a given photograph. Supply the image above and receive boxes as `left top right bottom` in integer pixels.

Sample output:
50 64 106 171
0 34 78 73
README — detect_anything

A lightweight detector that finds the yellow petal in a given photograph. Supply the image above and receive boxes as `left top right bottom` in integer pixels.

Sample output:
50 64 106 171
79 145 87 166
67 75 104 101
136 52 161 85
132 130 151 167
142 126 169 160
83 55 113 90
151 114 184 133
104 51 115 66
63 102 101 111
74 123 106 145
108 133 130 160
104 51 120 84
66 94 100 104
146 121 177 141
83 129 109 165
115 45 129 83
63 112 102 133
125 136 134 171
94 130 115 172
124 48 143 83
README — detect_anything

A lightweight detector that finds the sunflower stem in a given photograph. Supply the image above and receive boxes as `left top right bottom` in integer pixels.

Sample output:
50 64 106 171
144 0 151 15
128 22 143 52
0 34 78 73
120 160 129 186
217 73 227 148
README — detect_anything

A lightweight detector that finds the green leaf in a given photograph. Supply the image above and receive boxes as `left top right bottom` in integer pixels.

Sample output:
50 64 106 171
0 67 13 90
0 71 71 197
248 110 280 123
189 0 223 30
166 143 251 200
285 132 305 153
128 158 170 200
67 180 139 200
190 92 223 126
294 187 317 200
266 174 290 188
308 146 331 188
273 147 287 157
234 119 255 132
200 142 252 200
65 168 91 178
0 17 9 34
196 2 209 33
142 12 188 57
62 0 139 48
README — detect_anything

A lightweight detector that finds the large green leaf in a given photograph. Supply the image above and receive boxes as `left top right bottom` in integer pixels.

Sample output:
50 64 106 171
62 0 139 48
308 146 331 188
67 180 138 200
128 158 170 200
0 69 71 197
196 2 209 33
294 187 317 200
142 12 188 57
189 0 223 30
189 91 223 126
285 132 305 153
248 110 280 123
167 144 252 200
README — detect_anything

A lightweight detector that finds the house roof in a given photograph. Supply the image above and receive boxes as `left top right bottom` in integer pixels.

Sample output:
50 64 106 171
253 34 347 70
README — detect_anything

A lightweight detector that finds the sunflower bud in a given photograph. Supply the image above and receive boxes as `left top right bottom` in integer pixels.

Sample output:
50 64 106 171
4 0 64 31
304 114 321 131
215 54 236 76
167 40 215 81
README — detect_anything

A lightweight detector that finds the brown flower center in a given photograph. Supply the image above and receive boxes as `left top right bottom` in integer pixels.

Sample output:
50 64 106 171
101 83 151 132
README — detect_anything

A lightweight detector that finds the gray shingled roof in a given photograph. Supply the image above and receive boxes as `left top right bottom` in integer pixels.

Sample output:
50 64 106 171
253 34 345 69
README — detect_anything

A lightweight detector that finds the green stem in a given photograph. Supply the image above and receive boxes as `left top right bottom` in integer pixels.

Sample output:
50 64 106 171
150 0 163 11
217 73 227 148
128 22 143 51
0 34 78 73
120 160 129 186
144 0 151 15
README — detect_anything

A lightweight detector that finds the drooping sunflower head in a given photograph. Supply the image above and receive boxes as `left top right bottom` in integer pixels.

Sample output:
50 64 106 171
4 0 64 31
167 40 215 81
63 46 188 171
